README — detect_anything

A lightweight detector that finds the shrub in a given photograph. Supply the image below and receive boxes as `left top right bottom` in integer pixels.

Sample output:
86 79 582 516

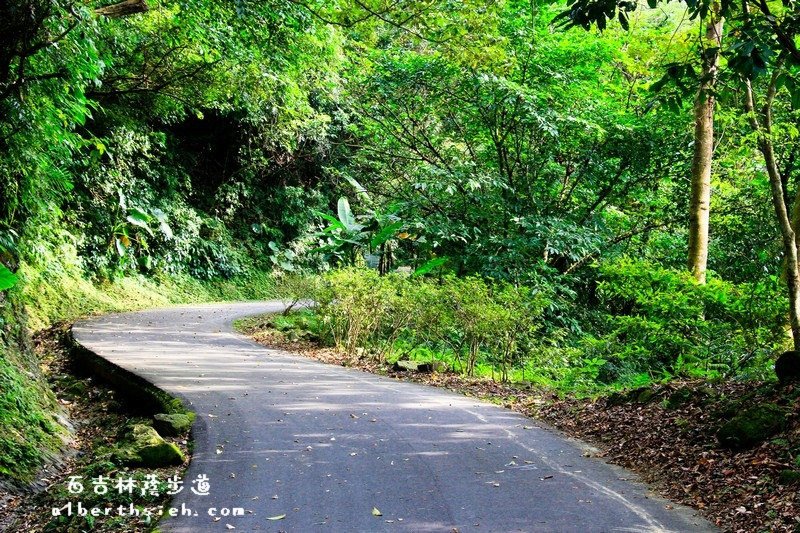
594 257 789 380
312 269 549 379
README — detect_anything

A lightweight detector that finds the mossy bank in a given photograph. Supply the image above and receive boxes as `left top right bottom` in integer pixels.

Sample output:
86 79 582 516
0 248 276 488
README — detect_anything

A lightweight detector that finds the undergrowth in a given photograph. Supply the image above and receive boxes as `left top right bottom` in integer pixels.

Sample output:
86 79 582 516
1 242 276 486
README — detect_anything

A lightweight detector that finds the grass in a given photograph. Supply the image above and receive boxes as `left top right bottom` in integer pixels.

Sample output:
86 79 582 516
16 260 277 331
1 241 277 486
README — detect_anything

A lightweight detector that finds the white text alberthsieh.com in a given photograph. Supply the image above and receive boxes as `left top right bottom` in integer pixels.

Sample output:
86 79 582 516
51 473 244 519
51 502 245 519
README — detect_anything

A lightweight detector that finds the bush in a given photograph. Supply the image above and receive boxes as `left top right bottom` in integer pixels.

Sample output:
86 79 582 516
312 269 549 379
593 257 789 380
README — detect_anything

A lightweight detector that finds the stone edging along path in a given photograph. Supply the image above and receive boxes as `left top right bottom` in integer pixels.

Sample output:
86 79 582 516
72 301 717 532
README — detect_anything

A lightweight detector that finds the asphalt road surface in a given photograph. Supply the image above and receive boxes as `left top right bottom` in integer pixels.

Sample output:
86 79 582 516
72 302 716 533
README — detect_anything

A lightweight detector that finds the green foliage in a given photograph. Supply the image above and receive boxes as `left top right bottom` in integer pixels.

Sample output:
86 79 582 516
0 294 63 483
0 266 17 291
336 2 692 286
310 197 404 273
313 269 549 379
591 258 789 381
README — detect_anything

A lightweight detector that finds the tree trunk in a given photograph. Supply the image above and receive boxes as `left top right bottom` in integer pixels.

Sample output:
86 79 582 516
745 63 800 349
761 141 800 349
95 0 149 18
687 12 723 284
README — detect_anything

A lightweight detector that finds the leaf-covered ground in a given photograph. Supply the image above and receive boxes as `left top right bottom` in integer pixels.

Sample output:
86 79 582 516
237 314 800 533
0 325 190 532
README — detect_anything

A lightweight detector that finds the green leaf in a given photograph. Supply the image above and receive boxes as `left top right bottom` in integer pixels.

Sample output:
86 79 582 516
115 238 127 257
344 175 370 201
0 265 18 290
313 210 346 231
411 257 447 277
338 197 358 232
370 221 403 249
127 208 154 236
372 507 382 516
267 514 286 520
138 255 153 270
152 209 173 239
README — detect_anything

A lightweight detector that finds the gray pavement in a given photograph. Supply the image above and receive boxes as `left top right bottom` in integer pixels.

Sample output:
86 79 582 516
72 302 716 533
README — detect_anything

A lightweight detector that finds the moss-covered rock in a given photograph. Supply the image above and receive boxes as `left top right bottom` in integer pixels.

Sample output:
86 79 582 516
666 387 694 410
64 380 88 397
778 469 800 485
636 388 657 404
606 391 628 407
113 424 184 466
153 413 193 437
717 404 786 450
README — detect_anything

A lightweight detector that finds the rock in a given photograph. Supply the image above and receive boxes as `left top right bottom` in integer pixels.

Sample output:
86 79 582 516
778 469 800 485
392 360 448 373
626 387 648 402
606 391 628 407
775 351 800 383
666 387 694 410
153 413 193 437
636 389 656 404
717 404 785 450
113 424 185 466
64 380 88 396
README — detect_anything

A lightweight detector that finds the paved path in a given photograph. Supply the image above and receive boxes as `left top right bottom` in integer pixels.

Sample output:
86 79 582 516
72 302 716 533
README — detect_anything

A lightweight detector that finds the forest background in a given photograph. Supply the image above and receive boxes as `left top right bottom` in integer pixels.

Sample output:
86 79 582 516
2 0 800 490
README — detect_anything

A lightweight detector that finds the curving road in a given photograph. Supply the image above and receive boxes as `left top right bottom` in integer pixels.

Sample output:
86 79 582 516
72 302 716 533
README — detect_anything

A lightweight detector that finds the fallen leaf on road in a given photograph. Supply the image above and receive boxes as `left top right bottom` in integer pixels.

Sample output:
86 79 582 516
225 525 235 530
372 507 382 516
267 514 286 520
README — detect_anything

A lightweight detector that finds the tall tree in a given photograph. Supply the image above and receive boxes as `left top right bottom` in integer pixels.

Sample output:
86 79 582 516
687 8 723 284
557 0 800 348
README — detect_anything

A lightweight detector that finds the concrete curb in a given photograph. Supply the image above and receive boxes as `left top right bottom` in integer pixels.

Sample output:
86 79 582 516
67 325 189 416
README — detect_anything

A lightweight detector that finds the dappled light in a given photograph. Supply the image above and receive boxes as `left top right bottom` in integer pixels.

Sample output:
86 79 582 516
70 303 714 532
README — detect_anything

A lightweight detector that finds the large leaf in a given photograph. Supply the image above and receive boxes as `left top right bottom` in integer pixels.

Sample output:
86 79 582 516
411 257 448 277
344 175 370 201
313 210 346 231
337 197 359 232
0 265 18 290
127 207 154 236
370 221 403 249
152 208 173 239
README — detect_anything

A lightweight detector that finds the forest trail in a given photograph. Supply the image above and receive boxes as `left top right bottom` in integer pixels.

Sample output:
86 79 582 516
72 302 715 532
